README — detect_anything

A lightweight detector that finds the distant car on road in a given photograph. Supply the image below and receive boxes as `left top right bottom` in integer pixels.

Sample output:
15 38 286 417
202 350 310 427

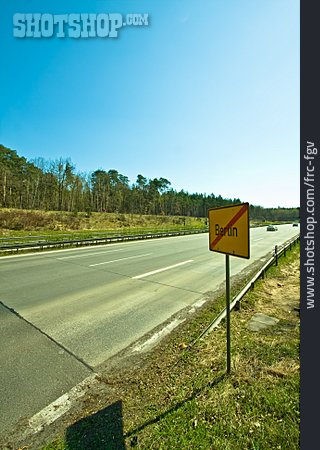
292 223 299 227
267 225 278 231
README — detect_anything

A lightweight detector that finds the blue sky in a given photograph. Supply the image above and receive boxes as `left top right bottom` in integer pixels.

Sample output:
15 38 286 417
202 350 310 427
0 0 299 208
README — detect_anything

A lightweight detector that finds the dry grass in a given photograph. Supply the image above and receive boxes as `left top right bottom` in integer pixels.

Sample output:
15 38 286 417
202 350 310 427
0 208 206 234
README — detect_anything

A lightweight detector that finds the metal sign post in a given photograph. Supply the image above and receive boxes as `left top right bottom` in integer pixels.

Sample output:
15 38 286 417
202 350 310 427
208 203 250 374
226 254 231 374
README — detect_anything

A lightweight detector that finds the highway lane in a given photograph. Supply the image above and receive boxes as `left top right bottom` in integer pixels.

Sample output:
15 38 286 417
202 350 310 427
0 225 299 366
0 224 299 434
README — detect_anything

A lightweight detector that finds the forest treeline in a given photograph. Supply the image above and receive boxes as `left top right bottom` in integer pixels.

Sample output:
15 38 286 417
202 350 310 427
0 145 299 222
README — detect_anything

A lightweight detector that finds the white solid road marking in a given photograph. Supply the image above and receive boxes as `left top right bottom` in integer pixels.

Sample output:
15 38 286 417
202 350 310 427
131 318 186 353
57 248 124 260
89 253 152 267
132 259 194 279
29 374 97 432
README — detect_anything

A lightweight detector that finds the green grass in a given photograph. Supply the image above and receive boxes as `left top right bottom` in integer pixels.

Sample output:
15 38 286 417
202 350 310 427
39 245 299 450
0 226 205 243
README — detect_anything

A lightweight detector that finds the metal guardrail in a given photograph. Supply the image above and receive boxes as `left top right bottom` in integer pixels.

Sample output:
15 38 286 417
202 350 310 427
0 229 208 254
193 233 300 342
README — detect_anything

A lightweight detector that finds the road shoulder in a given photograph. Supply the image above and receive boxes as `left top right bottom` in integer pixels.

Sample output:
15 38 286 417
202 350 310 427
0 302 92 437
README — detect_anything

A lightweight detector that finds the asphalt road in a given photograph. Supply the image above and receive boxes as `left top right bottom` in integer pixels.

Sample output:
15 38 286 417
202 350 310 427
0 224 299 434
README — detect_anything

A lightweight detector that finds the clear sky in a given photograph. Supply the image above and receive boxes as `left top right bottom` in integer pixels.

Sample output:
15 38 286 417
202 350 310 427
0 0 299 208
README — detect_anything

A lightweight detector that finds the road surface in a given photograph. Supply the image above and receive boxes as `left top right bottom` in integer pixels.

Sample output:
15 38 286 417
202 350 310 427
0 224 299 434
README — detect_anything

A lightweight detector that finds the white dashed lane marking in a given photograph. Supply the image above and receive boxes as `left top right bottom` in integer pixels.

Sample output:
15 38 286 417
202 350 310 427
89 253 152 267
132 260 194 279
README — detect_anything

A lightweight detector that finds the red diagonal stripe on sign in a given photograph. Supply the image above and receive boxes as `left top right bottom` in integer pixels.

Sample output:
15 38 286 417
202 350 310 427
211 204 248 248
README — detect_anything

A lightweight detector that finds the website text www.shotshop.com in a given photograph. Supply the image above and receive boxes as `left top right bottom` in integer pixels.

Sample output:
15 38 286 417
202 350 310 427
304 141 317 309
13 13 149 38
